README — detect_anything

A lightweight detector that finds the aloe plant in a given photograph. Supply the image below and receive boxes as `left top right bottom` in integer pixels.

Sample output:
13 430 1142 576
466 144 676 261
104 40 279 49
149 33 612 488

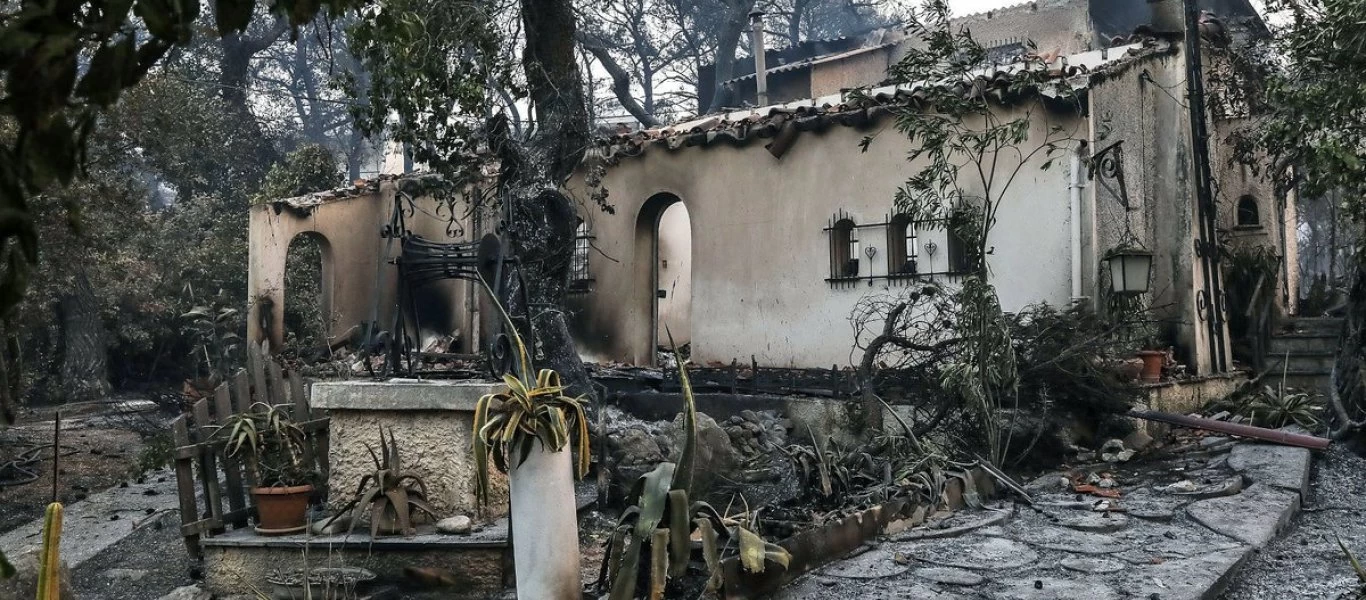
37 502 61 600
471 280 590 504
324 428 439 537
215 402 313 487
600 352 790 599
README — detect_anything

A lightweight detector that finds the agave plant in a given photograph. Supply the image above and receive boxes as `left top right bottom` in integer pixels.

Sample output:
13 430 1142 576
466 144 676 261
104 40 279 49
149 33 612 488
1245 385 1324 430
324 428 438 537
600 352 790 600
471 281 591 504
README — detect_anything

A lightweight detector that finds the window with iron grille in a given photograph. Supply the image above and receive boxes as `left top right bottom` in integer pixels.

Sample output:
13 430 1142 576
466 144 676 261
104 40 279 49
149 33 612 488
829 218 859 279
570 223 594 293
887 214 918 276
946 227 973 274
1236 196 1260 228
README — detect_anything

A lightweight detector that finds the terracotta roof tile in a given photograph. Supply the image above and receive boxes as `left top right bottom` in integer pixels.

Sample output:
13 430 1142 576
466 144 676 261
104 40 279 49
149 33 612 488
591 39 1174 164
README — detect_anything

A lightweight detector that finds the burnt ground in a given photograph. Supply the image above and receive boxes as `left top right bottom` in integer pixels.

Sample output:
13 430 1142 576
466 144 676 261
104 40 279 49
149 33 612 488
1221 443 1366 600
0 400 165 533
70 511 198 600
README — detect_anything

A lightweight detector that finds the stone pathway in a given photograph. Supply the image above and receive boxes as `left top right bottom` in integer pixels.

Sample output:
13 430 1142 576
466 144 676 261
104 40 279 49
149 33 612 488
1220 443 1366 600
777 438 1311 600
0 467 179 569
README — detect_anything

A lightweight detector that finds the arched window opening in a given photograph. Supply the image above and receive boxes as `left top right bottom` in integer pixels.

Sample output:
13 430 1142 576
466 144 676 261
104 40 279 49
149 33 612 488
830 219 859 278
1237 196 1260 227
887 215 917 275
283 232 332 351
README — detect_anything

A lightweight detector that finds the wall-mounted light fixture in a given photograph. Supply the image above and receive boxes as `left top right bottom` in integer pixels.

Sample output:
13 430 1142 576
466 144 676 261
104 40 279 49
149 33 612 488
1104 247 1153 295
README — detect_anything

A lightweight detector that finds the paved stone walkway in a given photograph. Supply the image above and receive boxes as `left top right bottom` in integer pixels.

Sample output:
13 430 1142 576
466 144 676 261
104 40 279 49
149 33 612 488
0 467 179 569
777 438 1311 600
1221 443 1366 599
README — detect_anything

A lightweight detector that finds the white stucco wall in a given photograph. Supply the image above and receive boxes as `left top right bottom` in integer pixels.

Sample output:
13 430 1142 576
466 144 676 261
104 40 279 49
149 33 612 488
568 105 1085 368
656 202 693 346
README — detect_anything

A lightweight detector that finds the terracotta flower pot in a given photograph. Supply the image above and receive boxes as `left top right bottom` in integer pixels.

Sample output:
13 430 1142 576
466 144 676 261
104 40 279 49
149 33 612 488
253 484 313 535
1136 350 1165 383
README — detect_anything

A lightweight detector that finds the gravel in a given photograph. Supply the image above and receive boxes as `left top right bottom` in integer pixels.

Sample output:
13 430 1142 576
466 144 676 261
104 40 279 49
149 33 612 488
1220 444 1366 600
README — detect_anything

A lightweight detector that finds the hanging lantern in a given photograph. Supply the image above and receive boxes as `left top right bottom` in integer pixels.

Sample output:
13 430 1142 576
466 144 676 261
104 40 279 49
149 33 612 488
1105 247 1153 295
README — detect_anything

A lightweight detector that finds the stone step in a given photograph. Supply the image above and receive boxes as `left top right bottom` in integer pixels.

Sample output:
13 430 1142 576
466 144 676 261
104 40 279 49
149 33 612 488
1275 373 1333 395
1268 352 1337 373
1268 335 1342 354
200 521 510 599
1281 317 1344 336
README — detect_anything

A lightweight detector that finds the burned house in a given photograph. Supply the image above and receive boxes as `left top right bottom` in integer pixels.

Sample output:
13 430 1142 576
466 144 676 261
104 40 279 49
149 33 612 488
246 0 1293 378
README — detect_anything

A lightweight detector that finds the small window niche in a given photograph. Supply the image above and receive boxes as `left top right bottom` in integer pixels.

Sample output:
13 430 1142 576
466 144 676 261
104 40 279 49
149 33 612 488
887 214 918 276
828 217 860 280
1236 195 1261 229
570 221 594 293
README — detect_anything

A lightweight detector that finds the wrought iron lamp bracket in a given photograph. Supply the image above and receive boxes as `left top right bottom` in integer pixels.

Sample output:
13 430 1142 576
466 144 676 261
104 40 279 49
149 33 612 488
1088 140 1133 211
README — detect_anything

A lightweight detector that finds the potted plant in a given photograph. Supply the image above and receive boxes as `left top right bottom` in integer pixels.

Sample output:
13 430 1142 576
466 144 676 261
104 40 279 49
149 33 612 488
1135 338 1166 383
472 291 591 600
218 403 316 534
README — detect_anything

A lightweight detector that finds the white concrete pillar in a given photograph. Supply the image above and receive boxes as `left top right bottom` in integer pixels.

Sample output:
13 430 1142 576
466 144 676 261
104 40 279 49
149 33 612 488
508 444 581 600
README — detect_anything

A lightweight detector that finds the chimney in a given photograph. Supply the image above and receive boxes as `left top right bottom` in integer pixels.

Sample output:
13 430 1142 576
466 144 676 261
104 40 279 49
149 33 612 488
749 9 768 106
1147 0 1185 35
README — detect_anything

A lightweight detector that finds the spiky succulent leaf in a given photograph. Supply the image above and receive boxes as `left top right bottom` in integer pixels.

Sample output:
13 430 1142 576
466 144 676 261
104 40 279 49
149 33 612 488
666 489 691 578
738 526 791 574
695 518 722 592
649 528 670 600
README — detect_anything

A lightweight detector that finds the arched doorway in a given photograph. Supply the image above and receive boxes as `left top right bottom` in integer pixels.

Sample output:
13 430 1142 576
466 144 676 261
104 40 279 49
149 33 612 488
635 194 692 364
283 231 334 352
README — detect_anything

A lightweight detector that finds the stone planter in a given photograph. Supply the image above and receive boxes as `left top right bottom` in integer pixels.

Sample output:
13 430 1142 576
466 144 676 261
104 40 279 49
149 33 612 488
508 442 580 600
311 380 508 521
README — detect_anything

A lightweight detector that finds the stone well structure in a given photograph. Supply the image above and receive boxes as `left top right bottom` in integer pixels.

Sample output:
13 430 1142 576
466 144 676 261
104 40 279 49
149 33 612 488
311 379 508 521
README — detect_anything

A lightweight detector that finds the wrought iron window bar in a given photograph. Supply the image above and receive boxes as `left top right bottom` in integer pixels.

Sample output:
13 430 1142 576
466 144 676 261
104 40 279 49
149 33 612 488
569 232 595 294
824 211 963 287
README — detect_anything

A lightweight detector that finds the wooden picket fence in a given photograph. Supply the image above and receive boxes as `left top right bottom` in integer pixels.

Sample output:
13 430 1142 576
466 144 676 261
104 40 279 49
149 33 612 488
172 343 329 556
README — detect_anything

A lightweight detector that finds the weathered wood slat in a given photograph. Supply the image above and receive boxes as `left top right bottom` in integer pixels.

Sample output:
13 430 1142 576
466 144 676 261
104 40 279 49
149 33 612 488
286 371 318 476
180 518 225 536
191 399 225 534
212 384 248 527
231 370 252 413
248 342 270 410
229 370 260 513
267 359 287 406
172 417 201 558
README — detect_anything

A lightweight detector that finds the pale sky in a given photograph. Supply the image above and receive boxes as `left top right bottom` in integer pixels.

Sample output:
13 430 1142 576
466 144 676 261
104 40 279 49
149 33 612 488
948 0 1036 16
949 0 1275 19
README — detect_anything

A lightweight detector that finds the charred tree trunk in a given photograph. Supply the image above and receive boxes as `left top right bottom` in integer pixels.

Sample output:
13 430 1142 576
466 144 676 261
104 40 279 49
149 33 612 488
706 0 757 113
1331 223 1366 448
489 0 594 398
217 18 288 173
59 271 109 402
0 320 21 424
